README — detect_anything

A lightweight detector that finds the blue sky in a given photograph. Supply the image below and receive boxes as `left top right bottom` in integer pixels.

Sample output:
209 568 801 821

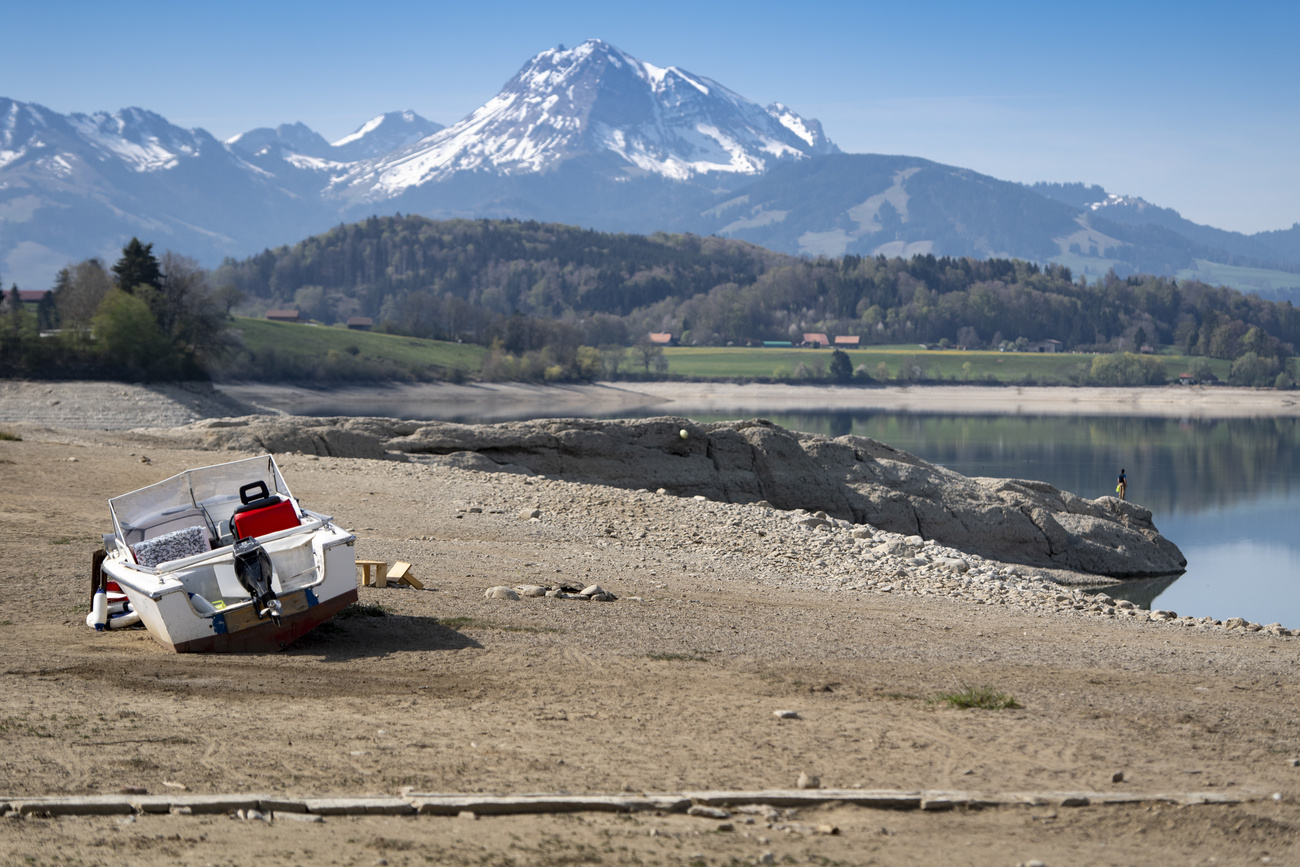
11 0 1298 234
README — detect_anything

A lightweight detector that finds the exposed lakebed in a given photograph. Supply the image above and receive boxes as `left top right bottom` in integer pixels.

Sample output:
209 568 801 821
217 381 1298 627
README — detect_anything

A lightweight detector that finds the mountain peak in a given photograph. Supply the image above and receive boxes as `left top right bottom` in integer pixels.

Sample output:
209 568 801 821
339 39 837 199
330 110 444 160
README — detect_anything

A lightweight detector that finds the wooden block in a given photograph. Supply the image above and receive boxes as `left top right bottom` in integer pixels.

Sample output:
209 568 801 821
389 561 423 589
374 563 388 589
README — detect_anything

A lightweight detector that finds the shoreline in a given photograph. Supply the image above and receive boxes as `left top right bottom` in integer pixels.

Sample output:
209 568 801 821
216 380 1300 422
2 379 1297 430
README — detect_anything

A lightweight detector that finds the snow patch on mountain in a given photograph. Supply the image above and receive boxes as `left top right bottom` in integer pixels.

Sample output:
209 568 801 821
1090 193 1149 211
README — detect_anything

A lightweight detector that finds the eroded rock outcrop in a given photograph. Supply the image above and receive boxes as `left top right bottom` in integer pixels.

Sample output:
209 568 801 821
167 415 1184 578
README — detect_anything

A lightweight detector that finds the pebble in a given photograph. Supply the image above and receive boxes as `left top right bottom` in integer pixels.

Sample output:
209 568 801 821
399 461 1292 638
773 710 800 720
796 772 820 789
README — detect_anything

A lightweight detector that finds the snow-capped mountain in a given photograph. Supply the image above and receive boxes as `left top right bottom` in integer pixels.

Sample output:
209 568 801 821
1 99 228 176
3 43 1295 299
330 110 444 161
225 111 443 165
333 39 837 201
226 121 334 160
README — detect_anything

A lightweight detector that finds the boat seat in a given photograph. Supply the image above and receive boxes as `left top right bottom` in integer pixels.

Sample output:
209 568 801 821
230 481 301 540
131 525 211 568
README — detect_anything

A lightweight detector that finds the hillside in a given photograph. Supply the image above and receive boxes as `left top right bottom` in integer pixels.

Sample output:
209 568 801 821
212 215 1299 386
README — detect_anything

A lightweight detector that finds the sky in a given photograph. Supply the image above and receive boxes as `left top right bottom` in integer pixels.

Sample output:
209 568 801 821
9 0 1298 234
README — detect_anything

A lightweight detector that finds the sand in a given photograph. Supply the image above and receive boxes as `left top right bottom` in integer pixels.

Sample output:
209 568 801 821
0 384 1298 865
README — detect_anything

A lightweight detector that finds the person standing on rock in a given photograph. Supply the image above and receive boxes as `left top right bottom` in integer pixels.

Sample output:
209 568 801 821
1117 468 1127 500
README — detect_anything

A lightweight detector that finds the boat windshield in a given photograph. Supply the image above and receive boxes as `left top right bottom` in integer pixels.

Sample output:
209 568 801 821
109 455 291 545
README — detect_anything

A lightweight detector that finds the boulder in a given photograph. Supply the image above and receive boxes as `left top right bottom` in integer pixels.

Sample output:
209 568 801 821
168 415 1185 578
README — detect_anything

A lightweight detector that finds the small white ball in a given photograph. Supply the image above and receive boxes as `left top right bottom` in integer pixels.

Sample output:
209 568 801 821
679 429 689 439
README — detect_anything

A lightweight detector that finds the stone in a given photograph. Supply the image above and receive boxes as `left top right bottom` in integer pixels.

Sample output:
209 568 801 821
1112 771 1124 783
796 772 821 789
1224 617 1247 629
773 710 800 720
484 586 520 601
516 585 548 597
687 805 731 819
578 584 606 597
520 508 542 520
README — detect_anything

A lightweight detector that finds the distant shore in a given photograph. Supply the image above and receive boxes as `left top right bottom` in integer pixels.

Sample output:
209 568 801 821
217 380 1300 422
3 380 1296 432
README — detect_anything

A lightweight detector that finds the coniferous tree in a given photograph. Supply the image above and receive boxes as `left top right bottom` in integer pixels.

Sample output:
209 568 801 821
112 238 162 294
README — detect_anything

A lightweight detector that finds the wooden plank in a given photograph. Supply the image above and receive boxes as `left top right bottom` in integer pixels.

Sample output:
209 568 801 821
389 561 423 589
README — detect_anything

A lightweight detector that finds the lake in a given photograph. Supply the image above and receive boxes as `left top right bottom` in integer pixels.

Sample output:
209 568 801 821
244 386 1298 628
675 410 1299 629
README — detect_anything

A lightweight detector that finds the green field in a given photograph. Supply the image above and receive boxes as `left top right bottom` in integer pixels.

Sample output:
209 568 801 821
218 320 1232 386
222 318 486 381
660 345 1231 384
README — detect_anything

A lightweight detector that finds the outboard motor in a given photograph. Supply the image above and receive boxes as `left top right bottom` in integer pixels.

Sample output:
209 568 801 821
232 537 283 625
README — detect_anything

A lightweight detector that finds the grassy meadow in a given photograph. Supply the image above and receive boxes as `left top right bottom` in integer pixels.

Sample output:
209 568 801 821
218 318 1232 385
658 345 1231 384
223 318 486 381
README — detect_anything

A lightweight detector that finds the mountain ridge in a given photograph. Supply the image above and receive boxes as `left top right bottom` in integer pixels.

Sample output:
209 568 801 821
1 40 1297 302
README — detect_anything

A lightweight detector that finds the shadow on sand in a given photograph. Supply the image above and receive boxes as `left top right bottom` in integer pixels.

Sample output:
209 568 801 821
289 612 484 659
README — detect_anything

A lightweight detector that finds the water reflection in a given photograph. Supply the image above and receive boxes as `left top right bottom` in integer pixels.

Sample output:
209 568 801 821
1081 574 1182 609
681 411 1300 516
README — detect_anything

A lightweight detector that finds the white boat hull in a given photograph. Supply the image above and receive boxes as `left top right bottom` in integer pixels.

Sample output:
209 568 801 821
99 455 359 653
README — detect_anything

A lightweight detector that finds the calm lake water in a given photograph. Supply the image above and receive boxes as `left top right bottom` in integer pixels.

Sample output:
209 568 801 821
281 391 1298 628
676 410 1299 629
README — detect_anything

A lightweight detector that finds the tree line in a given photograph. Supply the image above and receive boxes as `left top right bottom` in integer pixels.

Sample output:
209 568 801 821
213 215 1298 385
0 239 234 379
5 215 1298 386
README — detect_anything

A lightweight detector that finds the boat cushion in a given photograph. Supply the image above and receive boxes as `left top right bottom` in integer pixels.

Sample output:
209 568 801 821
131 525 211 568
232 498 299 540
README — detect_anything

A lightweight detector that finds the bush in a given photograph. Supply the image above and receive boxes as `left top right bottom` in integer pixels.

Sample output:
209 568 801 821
1089 352 1167 386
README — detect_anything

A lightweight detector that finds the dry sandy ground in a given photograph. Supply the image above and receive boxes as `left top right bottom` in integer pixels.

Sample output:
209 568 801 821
0 395 1298 865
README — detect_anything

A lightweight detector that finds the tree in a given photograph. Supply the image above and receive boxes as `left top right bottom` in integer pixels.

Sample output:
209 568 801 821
829 348 853 382
152 252 230 369
92 288 170 374
112 238 162 294
55 260 113 347
633 335 665 374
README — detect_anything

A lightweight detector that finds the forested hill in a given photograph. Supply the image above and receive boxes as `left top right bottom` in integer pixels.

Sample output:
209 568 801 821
215 214 1299 363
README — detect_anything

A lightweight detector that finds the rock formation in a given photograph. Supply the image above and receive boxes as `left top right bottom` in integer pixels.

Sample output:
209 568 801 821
170 415 1185 578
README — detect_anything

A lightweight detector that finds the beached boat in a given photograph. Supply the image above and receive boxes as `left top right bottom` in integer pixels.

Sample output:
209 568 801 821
97 455 357 652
